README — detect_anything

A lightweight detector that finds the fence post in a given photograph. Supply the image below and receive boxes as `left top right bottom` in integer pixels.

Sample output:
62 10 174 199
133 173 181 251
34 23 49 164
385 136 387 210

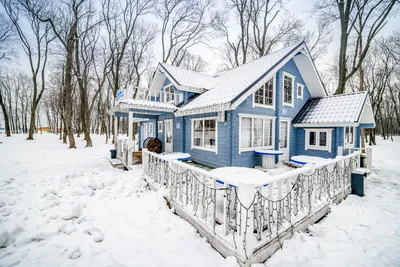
237 183 256 259
222 183 230 236
160 159 165 187
338 146 343 156
367 147 372 169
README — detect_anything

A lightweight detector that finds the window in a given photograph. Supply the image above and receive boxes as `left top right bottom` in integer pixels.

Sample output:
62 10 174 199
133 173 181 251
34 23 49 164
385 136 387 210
305 129 332 152
158 121 163 133
164 85 174 103
344 126 354 146
254 77 274 107
240 115 275 152
283 72 295 106
192 118 217 152
297 83 304 100
149 123 154 137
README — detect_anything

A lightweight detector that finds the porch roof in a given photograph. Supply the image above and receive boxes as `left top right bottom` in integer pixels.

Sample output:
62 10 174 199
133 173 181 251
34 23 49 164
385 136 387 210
108 99 177 116
293 91 376 127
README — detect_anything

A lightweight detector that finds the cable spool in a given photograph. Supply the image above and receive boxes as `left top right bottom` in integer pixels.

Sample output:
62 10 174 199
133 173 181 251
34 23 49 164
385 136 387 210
143 137 152 148
145 137 163 153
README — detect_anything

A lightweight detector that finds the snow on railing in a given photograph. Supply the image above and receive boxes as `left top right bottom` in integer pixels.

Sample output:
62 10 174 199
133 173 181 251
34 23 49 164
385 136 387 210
142 149 360 264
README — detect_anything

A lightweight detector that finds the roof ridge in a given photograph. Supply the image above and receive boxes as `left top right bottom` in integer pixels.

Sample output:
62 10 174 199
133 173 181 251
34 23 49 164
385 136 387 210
159 62 214 78
324 91 367 98
216 41 304 77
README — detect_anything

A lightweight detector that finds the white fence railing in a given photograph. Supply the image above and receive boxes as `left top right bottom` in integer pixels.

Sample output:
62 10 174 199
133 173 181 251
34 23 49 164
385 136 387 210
116 136 138 168
142 149 360 265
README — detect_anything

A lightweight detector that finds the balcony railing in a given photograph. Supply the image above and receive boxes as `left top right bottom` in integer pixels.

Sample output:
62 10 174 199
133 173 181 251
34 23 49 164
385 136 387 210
134 88 182 105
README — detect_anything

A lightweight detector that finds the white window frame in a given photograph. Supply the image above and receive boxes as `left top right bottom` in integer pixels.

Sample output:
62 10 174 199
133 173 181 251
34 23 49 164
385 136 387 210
305 128 332 152
158 121 163 133
163 84 175 103
148 122 154 137
238 113 276 154
253 75 276 109
191 117 218 154
296 83 304 100
282 71 295 108
344 126 355 147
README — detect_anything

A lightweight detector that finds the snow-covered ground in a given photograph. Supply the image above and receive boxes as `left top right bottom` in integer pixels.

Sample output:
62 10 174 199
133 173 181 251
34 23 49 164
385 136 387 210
1 134 400 267
262 137 400 267
0 134 231 267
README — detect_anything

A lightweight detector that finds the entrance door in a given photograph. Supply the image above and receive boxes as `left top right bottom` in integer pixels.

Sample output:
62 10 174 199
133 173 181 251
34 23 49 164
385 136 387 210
279 120 290 161
165 120 173 153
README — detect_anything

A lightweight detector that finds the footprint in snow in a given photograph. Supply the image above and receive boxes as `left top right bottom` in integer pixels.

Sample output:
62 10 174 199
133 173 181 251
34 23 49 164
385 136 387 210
67 246 82 259
84 227 104 242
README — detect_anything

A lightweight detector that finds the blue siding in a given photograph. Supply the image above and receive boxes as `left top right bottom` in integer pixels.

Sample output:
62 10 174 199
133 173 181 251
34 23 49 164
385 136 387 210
229 59 313 167
295 128 338 159
173 117 185 152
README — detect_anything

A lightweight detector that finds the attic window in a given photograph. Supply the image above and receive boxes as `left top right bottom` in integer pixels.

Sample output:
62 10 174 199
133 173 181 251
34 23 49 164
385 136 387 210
283 72 295 107
254 77 274 108
297 83 304 100
164 85 175 103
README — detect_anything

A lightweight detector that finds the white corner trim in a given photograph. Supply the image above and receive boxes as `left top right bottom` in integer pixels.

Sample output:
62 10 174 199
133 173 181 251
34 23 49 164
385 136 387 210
282 71 296 108
296 83 304 100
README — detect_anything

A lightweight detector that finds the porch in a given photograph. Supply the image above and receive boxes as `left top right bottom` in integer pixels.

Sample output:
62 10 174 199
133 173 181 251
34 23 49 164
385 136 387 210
107 88 177 169
142 148 361 266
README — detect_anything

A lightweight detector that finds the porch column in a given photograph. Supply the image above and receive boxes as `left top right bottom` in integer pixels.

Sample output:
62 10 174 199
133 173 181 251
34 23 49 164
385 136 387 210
114 115 118 143
128 111 133 166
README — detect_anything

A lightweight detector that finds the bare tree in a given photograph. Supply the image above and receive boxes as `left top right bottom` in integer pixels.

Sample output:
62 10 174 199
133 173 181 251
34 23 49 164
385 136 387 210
1 0 54 140
178 52 209 72
0 12 15 61
314 0 398 95
156 0 214 66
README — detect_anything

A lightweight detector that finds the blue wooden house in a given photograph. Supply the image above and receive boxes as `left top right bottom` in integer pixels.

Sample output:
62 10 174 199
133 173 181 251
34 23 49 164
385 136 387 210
109 41 375 168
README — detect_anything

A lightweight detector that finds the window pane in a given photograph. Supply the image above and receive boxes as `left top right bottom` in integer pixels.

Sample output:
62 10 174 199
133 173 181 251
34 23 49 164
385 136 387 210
255 86 264 104
265 78 273 105
280 121 288 148
241 117 252 148
253 118 263 147
284 76 293 104
204 120 216 148
263 119 272 147
166 121 172 143
309 131 316 146
297 85 302 97
319 132 327 146
193 120 203 147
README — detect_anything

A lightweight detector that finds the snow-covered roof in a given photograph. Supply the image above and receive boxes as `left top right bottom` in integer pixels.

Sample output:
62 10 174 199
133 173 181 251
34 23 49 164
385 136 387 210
293 92 373 126
175 41 326 116
107 99 176 115
159 63 216 91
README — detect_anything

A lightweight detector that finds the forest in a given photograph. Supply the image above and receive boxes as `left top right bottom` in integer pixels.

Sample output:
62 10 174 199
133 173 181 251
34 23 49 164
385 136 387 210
0 0 399 148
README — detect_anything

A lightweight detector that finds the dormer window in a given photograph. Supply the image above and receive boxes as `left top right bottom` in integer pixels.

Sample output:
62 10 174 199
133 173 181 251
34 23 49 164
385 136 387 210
254 76 274 108
283 72 295 107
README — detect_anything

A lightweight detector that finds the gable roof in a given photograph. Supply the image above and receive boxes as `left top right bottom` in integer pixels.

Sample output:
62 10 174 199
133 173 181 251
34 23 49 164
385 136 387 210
293 91 375 127
158 63 216 91
172 41 326 116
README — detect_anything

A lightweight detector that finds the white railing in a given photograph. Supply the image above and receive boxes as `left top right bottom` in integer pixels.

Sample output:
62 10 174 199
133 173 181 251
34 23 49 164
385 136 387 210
116 136 139 168
142 149 360 265
135 88 182 105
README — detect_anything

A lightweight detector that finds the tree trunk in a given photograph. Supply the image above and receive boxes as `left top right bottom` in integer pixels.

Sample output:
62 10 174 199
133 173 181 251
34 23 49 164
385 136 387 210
27 102 37 140
64 24 77 148
0 90 11 137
